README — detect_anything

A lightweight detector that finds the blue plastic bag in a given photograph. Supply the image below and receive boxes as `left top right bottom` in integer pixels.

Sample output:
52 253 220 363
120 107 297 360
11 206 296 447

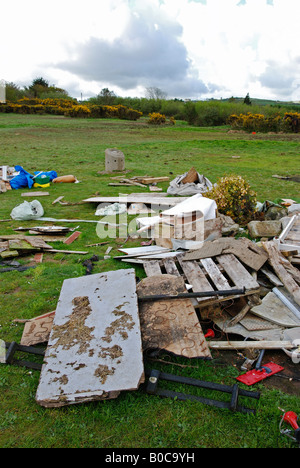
33 170 57 181
10 167 58 189
10 166 34 190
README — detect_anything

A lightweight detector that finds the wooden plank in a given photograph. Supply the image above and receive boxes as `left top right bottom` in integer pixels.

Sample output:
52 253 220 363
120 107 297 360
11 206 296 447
177 258 214 301
208 340 294 350
63 231 81 245
163 258 181 276
45 249 88 255
34 253 44 263
136 275 211 359
143 260 162 277
200 258 231 291
178 258 214 292
22 191 49 197
216 254 260 291
262 241 300 306
251 292 300 328
36 269 144 407
20 311 55 346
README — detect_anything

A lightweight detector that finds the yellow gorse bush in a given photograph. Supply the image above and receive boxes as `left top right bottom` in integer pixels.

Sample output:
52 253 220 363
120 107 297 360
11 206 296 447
228 111 299 133
148 112 166 124
0 100 143 121
205 174 257 225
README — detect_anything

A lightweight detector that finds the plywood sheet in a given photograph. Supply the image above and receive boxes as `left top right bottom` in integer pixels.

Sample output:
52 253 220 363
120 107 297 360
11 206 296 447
36 269 144 407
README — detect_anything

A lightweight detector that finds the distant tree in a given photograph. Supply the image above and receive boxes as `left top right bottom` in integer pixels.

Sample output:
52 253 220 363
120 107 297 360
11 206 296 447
32 77 49 88
145 87 167 100
98 88 117 105
244 93 252 105
4 82 24 102
24 77 69 99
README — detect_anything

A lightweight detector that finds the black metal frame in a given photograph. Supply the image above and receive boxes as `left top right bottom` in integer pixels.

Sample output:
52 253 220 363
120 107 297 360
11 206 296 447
5 341 45 370
145 369 260 414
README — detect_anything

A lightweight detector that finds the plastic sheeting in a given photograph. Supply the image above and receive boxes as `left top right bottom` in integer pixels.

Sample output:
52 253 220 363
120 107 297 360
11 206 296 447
167 171 213 196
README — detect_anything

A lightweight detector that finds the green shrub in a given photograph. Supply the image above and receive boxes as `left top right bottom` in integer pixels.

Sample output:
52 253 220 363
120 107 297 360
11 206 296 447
206 174 257 225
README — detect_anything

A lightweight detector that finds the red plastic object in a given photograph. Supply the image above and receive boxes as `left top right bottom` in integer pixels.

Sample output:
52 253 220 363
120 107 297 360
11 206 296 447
204 329 215 339
284 412 299 431
236 362 284 386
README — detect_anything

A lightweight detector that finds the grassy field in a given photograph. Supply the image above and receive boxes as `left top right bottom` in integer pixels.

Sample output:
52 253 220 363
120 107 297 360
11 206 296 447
0 114 299 449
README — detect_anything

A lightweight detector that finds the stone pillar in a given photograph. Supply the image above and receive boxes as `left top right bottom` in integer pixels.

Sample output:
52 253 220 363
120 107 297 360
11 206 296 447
105 148 125 172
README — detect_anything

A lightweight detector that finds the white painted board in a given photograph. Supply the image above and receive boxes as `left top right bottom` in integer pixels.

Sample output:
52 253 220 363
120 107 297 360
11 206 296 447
36 269 144 407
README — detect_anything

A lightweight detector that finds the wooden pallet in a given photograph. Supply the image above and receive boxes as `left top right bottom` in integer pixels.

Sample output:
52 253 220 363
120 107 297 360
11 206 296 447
142 253 260 307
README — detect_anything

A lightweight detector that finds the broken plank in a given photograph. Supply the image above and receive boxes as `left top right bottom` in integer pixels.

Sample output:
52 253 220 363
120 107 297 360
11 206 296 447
36 269 144 407
200 257 232 291
262 241 300 306
52 196 65 205
22 191 49 197
177 258 214 301
208 340 294 350
143 260 162 277
45 249 88 255
162 258 181 276
216 254 260 291
63 231 81 245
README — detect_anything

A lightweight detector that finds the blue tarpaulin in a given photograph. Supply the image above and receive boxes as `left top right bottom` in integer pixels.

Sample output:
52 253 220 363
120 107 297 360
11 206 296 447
10 166 57 190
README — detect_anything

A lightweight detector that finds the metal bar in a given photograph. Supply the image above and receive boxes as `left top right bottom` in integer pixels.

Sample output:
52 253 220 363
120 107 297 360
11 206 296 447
154 388 256 414
138 287 246 302
273 287 300 321
145 369 260 414
153 370 260 400
4 342 45 370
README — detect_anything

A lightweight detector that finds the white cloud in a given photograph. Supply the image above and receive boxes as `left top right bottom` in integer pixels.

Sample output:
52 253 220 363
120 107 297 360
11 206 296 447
1 0 300 100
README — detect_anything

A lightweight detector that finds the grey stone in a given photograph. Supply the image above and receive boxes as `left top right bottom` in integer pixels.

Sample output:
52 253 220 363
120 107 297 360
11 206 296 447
247 220 282 238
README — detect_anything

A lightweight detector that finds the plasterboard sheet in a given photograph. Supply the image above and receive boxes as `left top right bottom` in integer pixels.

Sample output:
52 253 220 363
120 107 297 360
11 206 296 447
36 269 144 407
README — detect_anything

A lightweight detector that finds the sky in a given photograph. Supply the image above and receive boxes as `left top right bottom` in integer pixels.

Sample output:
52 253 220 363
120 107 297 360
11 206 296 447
1 0 300 101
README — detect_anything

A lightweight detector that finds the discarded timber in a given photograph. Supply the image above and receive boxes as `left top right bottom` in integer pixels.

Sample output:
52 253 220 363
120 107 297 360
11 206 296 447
276 214 300 252
208 340 295 350
21 191 49 197
20 311 56 347
183 237 268 271
45 249 88 255
36 269 144 407
262 241 300 306
137 275 212 359
140 253 260 307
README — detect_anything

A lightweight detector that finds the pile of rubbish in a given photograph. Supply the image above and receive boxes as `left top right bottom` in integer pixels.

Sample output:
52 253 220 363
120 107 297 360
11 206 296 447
1 162 300 443
0 164 78 192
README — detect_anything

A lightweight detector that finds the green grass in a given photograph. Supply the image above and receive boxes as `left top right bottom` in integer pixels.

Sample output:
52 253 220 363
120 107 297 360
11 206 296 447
0 114 300 448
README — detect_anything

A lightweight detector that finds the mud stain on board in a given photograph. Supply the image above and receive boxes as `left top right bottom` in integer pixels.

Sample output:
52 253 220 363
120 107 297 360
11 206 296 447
102 302 135 343
98 345 123 360
94 364 116 384
50 296 95 354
